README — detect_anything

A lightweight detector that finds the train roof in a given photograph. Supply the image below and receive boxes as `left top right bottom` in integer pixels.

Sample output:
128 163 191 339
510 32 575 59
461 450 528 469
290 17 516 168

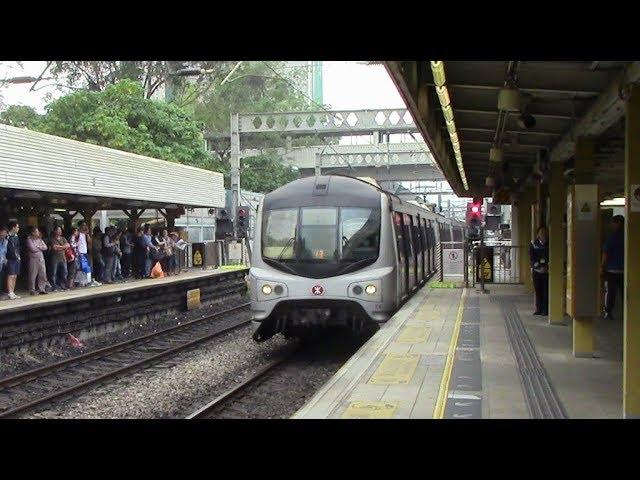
264 175 381 210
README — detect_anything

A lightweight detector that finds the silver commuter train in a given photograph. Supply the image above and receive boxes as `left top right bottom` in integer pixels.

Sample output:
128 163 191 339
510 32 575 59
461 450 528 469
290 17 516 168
249 175 465 341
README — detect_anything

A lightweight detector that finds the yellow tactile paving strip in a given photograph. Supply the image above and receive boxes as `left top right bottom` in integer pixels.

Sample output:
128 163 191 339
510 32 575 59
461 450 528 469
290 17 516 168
368 353 421 385
293 285 464 419
341 401 399 419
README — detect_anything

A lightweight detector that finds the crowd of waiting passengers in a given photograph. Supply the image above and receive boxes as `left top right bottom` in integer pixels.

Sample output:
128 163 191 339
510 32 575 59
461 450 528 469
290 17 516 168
0 221 184 300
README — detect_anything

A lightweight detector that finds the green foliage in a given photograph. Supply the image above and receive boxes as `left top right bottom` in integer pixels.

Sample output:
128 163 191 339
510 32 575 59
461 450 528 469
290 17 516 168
0 105 41 128
190 61 328 161
1 61 328 194
240 153 300 193
33 79 217 169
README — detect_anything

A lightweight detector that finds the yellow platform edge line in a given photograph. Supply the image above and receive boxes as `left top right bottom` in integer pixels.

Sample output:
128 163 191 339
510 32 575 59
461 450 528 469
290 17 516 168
432 288 467 419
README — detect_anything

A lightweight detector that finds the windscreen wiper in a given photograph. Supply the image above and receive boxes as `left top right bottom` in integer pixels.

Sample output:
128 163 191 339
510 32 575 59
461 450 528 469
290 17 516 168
277 236 296 261
334 256 377 276
263 257 297 275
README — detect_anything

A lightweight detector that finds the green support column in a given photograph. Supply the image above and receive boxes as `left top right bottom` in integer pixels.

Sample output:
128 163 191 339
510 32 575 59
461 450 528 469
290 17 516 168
624 87 640 418
548 162 566 325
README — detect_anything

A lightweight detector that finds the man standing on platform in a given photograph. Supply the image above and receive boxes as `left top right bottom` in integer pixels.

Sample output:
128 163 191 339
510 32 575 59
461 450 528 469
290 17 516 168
0 226 7 298
120 227 134 279
78 221 101 287
49 226 69 291
529 226 549 316
5 221 22 300
26 226 49 296
601 215 625 320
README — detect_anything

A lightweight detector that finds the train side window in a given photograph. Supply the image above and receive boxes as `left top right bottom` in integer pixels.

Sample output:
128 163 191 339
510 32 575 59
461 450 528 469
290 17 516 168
393 211 405 262
440 223 452 242
453 226 463 242
403 214 415 260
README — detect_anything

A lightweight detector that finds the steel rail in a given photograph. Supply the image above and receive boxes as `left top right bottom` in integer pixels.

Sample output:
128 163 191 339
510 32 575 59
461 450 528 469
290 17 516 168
0 303 250 419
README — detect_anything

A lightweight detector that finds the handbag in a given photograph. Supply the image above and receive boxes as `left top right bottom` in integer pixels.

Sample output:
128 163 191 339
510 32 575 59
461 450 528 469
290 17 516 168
65 245 76 263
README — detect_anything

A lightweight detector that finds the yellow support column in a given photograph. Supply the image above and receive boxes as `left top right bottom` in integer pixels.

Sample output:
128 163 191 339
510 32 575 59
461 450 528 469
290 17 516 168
570 137 598 357
624 87 640 418
548 162 565 325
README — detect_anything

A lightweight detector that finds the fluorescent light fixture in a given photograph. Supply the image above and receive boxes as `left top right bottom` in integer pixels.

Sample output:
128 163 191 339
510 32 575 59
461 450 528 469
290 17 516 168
430 60 468 191
600 197 625 207
436 85 450 107
430 61 446 87
442 104 454 122
446 119 456 136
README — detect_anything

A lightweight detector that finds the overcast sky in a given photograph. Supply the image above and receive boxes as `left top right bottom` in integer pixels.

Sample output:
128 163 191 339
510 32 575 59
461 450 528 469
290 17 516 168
0 61 406 113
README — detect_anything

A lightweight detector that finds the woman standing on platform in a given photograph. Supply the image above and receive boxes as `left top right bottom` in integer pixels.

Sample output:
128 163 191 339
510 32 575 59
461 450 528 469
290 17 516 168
529 226 549 316
67 227 79 290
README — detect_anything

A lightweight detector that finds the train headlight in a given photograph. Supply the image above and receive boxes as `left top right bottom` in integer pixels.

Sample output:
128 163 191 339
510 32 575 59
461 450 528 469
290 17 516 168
274 285 284 295
261 284 273 295
365 284 377 295
353 285 363 295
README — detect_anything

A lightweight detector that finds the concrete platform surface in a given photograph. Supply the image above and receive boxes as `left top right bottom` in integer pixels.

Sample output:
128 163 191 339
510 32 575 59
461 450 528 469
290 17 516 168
0 266 248 315
294 282 623 419
293 285 464 419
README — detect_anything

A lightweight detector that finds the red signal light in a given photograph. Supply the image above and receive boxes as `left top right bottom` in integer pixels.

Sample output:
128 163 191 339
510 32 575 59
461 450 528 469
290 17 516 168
471 205 479 214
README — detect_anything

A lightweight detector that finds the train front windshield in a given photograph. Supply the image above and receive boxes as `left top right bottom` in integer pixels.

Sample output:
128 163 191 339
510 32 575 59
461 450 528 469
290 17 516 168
262 206 381 278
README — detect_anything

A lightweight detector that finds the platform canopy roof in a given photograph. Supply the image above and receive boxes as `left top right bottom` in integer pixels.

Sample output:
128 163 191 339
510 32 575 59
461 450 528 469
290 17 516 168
0 124 225 212
386 61 637 200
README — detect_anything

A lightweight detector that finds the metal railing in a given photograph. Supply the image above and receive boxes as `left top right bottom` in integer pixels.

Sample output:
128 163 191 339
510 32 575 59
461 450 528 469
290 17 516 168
470 244 527 287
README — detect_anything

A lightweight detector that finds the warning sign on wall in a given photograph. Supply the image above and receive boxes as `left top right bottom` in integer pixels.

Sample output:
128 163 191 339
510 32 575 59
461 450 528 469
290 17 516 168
443 248 464 277
578 201 595 221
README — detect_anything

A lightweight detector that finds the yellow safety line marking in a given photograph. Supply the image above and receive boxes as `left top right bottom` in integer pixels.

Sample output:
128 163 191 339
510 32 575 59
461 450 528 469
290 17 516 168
341 401 399 419
432 288 467 419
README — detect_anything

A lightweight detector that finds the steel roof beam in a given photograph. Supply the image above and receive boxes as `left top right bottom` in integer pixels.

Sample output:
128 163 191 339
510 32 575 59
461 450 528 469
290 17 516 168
445 108 574 120
427 82 600 97
550 61 640 162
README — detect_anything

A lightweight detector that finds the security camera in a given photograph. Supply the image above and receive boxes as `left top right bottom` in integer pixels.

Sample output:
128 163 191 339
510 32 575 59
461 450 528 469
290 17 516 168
517 112 536 129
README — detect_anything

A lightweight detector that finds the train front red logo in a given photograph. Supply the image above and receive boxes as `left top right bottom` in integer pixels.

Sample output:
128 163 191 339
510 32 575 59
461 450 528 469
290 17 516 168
311 285 324 295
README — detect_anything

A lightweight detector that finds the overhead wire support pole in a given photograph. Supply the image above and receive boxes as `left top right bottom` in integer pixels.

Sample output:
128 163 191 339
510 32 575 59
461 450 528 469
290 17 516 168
230 113 241 239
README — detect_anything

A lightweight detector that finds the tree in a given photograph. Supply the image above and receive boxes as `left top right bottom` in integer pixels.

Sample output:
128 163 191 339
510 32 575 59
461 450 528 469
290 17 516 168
187 61 335 192
46 61 238 100
33 79 217 169
240 153 299 193
0 105 41 128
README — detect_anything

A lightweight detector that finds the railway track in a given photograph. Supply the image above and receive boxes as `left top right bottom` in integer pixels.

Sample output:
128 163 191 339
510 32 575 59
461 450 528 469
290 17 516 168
186 350 297 419
185 329 374 419
0 303 250 418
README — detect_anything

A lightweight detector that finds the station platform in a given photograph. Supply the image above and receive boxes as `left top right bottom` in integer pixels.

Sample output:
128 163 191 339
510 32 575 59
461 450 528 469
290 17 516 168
0 266 248 351
293 282 622 419
0 266 246 315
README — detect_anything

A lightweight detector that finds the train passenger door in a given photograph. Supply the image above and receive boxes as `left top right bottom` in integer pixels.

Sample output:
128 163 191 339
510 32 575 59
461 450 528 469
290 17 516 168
413 216 423 285
421 218 429 277
403 213 416 292
393 212 407 299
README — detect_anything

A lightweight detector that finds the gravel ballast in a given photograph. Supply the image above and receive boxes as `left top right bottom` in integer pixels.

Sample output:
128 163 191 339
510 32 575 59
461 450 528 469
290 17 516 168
24 324 290 419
